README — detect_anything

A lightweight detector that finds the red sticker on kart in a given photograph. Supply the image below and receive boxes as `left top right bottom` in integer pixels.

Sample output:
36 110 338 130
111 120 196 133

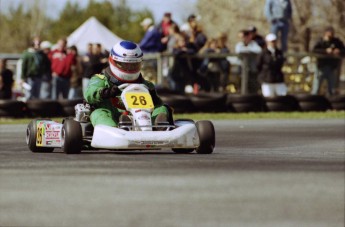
46 131 60 139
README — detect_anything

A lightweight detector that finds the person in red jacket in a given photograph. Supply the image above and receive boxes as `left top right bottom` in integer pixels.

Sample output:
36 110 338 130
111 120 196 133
49 38 76 99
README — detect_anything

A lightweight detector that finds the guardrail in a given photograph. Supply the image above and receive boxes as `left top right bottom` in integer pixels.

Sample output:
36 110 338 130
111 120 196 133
1 52 344 95
143 52 344 95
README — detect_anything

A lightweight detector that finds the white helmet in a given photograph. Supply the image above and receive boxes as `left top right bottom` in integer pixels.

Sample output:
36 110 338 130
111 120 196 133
109 40 143 82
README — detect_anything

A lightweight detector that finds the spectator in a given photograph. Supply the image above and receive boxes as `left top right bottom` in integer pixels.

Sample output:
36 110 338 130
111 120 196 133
92 43 108 73
235 30 262 94
158 12 178 51
199 38 222 92
49 38 76 100
166 23 182 53
235 30 262 54
217 32 231 91
180 14 199 40
81 43 94 93
312 26 345 96
248 26 266 48
189 22 207 52
264 0 292 52
0 58 14 99
139 18 163 53
257 33 287 97
20 37 50 99
39 40 52 99
168 34 197 94
67 45 83 99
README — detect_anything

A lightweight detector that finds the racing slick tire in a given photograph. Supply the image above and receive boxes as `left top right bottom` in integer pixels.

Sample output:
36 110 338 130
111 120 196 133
195 120 215 154
62 119 82 154
26 119 54 153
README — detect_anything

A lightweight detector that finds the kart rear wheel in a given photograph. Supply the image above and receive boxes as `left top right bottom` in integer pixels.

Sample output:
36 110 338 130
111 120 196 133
26 120 54 153
195 120 215 154
62 119 82 154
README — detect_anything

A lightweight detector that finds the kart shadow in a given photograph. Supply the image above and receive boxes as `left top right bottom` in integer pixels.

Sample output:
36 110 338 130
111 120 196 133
80 150 194 155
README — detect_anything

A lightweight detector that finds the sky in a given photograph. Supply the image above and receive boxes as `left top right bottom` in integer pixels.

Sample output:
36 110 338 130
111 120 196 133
0 0 198 25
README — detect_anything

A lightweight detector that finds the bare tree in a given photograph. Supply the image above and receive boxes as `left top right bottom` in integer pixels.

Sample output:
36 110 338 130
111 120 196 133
196 0 345 52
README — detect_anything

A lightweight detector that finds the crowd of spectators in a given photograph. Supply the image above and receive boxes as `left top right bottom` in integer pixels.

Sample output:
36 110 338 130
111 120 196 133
8 38 109 101
1 0 345 101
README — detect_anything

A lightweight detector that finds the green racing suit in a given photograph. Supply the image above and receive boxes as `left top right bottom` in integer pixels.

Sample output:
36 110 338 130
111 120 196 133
84 67 169 127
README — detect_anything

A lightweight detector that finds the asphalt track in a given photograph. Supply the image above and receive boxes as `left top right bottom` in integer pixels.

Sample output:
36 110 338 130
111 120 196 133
0 119 344 227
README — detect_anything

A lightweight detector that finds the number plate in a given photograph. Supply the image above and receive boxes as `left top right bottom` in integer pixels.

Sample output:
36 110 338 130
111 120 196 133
125 92 154 109
36 122 45 146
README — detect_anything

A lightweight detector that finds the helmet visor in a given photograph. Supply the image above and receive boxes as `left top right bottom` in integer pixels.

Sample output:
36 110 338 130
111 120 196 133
114 60 142 73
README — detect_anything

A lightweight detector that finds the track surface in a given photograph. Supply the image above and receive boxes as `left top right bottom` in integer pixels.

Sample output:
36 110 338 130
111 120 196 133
0 119 344 227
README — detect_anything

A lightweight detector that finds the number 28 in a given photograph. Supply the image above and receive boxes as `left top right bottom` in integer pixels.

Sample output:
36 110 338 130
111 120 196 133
131 95 147 105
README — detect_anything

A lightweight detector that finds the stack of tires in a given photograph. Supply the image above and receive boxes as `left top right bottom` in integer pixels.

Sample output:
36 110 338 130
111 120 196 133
294 94 331 111
0 100 27 118
327 95 345 110
264 95 300 112
227 94 264 112
188 93 227 113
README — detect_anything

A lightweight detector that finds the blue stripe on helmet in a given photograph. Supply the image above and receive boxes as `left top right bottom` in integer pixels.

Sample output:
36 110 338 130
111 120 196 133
110 48 122 57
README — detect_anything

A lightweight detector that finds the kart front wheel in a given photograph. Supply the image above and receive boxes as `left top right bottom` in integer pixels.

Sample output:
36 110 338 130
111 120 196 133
26 119 54 153
62 119 82 154
195 120 215 154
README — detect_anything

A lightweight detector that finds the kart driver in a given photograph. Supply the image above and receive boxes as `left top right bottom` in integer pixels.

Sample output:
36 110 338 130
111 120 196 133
84 40 169 129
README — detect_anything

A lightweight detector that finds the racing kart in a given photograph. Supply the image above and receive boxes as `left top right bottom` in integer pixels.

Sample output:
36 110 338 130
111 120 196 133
26 84 215 154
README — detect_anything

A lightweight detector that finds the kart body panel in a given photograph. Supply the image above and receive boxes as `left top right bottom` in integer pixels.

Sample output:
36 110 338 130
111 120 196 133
91 124 199 149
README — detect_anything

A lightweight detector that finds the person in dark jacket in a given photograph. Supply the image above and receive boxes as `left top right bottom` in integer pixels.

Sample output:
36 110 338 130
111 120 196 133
312 26 345 96
257 33 287 97
0 58 14 99
139 18 163 53
168 35 197 94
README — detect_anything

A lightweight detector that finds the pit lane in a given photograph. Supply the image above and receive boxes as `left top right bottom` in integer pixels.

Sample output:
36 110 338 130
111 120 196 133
0 119 344 227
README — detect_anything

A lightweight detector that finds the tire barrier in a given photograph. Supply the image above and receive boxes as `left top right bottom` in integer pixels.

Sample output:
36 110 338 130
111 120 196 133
188 93 228 113
327 95 345 110
160 95 196 113
58 99 84 117
26 99 62 117
264 95 300 112
0 100 27 118
1 94 344 118
294 94 332 112
227 94 264 113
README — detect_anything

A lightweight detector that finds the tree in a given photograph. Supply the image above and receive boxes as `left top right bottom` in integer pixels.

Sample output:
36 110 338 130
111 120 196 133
0 0 153 53
0 0 51 52
196 0 345 52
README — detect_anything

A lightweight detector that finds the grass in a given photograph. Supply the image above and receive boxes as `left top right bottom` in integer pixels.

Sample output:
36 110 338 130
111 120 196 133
0 111 344 125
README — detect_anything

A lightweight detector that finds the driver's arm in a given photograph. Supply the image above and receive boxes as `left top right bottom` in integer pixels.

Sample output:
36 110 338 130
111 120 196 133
144 81 164 106
84 75 108 104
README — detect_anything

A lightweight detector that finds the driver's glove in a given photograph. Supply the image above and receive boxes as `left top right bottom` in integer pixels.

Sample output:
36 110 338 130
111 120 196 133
100 85 120 99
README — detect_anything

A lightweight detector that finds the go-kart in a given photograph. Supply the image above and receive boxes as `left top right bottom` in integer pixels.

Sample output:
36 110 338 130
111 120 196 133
26 84 215 154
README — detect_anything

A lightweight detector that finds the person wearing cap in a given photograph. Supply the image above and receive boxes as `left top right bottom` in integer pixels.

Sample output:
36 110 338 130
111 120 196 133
257 33 287 97
139 17 163 53
312 26 345 96
264 0 292 52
